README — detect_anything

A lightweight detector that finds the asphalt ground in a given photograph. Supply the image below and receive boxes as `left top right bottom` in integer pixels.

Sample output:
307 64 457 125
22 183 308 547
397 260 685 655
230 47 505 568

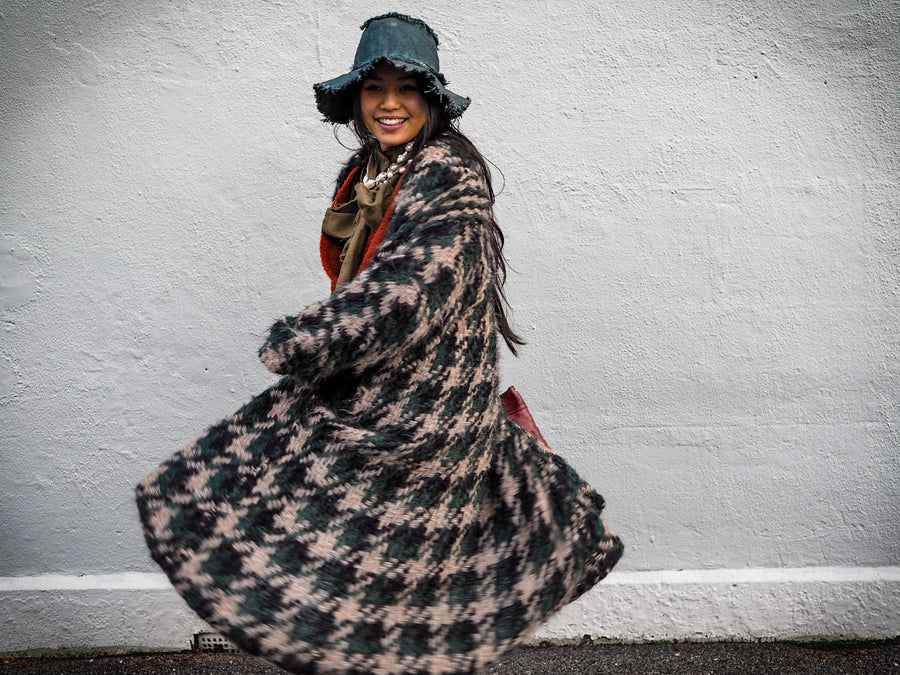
3 640 899 675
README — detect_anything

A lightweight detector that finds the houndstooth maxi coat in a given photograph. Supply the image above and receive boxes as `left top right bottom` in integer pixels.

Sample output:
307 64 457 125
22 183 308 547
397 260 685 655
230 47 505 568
135 137 624 675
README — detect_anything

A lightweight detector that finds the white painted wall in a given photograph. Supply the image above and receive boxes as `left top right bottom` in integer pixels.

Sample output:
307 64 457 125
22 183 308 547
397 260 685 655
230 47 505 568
1 0 898 652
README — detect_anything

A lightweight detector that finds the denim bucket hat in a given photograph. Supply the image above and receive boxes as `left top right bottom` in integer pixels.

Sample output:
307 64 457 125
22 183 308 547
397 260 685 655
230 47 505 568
314 13 471 124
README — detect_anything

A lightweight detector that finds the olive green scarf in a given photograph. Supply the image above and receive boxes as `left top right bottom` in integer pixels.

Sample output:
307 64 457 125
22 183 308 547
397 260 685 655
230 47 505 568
321 145 406 290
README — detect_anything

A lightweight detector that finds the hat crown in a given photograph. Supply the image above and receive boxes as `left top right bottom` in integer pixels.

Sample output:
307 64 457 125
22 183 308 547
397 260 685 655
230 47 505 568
353 14 440 74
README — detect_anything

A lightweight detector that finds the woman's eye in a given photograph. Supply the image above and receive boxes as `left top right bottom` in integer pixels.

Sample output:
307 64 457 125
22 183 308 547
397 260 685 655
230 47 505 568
363 84 380 91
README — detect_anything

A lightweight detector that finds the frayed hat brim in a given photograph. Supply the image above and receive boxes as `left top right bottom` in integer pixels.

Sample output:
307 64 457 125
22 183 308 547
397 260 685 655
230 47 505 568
313 58 470 125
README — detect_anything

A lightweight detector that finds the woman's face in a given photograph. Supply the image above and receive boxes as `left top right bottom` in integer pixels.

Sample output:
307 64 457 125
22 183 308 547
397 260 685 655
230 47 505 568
359 62 427 150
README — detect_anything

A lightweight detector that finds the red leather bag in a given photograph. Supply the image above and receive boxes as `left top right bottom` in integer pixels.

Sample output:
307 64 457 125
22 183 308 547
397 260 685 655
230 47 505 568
500 386 550 447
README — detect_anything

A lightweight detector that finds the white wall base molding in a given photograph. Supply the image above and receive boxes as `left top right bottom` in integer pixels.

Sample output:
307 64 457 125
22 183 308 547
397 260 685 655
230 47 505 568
535 566 900 643
2 567 898 654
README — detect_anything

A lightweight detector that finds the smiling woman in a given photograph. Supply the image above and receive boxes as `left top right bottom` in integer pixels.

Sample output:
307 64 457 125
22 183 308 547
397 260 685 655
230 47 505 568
359 63 427 150
135 12 622 675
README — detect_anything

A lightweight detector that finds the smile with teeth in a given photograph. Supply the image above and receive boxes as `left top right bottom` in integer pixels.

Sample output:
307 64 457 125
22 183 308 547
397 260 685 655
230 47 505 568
377 117 407 126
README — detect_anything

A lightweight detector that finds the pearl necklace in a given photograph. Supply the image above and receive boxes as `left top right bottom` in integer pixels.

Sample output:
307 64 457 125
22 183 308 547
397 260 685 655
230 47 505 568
362 141 415 190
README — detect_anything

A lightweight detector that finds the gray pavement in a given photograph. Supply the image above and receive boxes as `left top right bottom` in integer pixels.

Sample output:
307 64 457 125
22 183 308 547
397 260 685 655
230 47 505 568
3 640 899 674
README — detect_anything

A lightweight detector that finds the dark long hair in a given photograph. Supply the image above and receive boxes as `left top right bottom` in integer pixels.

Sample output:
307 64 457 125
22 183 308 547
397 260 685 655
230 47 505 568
340 83 525 355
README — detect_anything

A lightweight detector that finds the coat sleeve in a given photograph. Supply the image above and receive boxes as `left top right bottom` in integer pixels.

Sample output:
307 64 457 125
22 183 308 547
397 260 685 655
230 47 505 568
258 148 492 382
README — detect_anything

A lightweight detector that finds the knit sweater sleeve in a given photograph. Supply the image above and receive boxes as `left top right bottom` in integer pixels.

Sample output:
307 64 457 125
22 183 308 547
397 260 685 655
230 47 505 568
258 142 492 381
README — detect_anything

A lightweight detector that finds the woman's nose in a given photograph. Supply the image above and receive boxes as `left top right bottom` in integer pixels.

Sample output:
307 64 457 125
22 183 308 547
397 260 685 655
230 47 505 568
380 90 400 109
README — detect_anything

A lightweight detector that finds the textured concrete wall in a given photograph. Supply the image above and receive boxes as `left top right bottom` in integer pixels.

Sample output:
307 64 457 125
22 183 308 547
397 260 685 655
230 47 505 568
1 0 898 649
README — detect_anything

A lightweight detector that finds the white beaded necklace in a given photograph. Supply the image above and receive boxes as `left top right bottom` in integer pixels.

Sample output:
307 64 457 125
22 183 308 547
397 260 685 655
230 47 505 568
362 141 415 190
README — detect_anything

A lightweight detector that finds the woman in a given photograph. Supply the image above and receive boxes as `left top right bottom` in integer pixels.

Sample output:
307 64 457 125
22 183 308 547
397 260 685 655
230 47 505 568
136 14 622 675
